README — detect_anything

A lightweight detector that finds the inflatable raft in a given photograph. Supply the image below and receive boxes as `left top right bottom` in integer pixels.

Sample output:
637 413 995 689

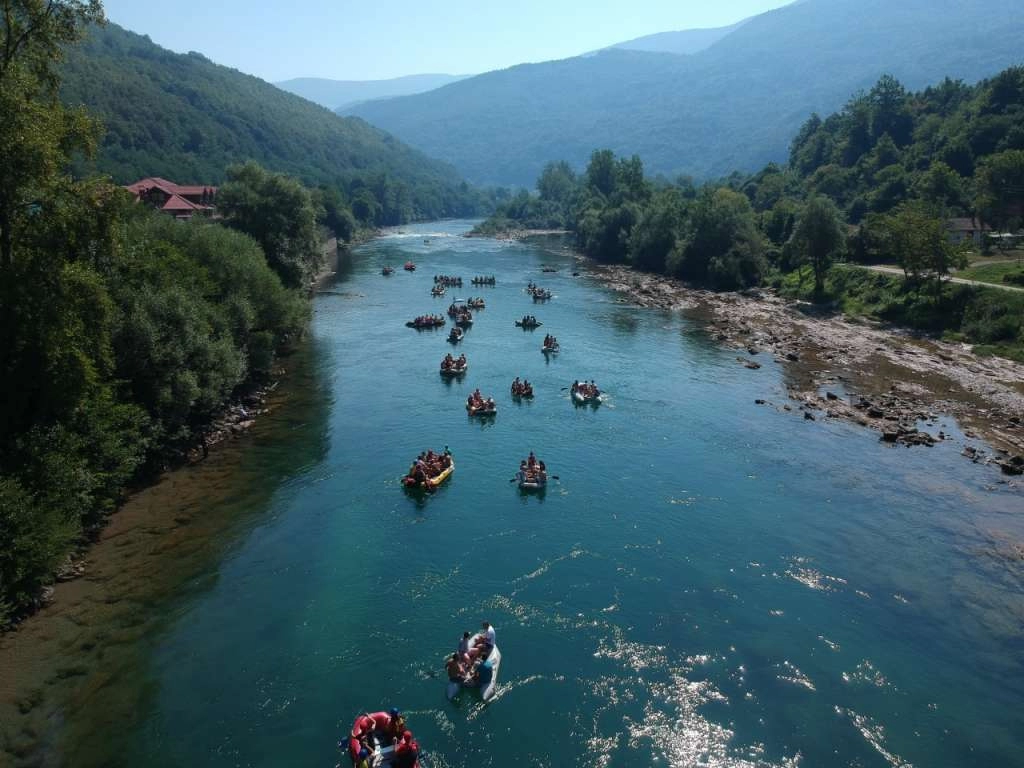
345 711 423 767
447 633 501 702
466 402 497 417
402 457 454 490
516 469 546 490
572 389 601 405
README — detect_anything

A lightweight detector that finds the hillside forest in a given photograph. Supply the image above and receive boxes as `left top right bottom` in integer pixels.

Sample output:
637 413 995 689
476 69 1024 360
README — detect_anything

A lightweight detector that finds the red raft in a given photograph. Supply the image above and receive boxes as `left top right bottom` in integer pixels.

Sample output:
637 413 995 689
344 710 423 767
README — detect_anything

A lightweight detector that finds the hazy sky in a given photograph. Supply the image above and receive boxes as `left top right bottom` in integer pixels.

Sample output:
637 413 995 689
99 0 795 82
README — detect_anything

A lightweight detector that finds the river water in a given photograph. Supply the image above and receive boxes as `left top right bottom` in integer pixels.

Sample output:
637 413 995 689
2 221 1023 768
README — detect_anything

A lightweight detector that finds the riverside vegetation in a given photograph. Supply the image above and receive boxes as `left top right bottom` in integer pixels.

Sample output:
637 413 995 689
0 1 427 624
474 68 1024 362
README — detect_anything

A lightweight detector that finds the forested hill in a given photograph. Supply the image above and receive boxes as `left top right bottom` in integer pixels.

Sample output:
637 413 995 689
346 0 1024 187
59 23 483 220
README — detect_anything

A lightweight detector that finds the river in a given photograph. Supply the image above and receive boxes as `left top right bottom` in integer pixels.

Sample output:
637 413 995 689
2 221 1022 768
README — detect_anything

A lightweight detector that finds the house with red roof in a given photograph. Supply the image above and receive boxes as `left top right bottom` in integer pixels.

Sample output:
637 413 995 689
125 177 217 220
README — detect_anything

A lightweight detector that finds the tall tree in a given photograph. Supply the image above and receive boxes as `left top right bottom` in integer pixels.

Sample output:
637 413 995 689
787 195 845 295
883 202 967 296
217 162 322 289
0 0 104 268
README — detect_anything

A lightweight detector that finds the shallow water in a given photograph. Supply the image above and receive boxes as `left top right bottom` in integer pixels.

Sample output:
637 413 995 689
3 221 1023 768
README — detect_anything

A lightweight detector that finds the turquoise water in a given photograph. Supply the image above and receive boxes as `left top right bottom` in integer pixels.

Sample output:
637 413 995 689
93 222 1023 766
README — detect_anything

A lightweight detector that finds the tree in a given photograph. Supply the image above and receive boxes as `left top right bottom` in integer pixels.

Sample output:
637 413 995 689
882 202 968 297
671 187 766 289
915 161 966 214
537 160 577 204
585 149 616 198
787 195 845 295
974 150 1024 230
627 187 685 273
0 0 104 269
217 162 322 288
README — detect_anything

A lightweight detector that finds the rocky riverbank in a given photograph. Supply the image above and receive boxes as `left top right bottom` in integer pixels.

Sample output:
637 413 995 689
465 227 571 241
594 263 1024 483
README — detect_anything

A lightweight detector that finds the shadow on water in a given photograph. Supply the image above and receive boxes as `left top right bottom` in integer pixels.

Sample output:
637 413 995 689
0 340 333 768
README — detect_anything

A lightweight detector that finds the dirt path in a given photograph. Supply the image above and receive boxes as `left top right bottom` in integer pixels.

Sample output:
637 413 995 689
860 264 1024 292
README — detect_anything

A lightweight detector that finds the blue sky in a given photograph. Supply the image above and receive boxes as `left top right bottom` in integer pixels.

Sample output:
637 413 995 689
100 0 794 82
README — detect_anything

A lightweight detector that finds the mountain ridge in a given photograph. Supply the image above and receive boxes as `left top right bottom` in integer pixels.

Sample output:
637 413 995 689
275 73 471 111
346 0 1024 187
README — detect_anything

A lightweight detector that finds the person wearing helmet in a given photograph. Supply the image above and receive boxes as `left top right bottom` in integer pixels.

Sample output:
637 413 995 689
384 707 406 744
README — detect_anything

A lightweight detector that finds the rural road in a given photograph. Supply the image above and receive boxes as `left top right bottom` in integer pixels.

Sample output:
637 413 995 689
857 264 1024 293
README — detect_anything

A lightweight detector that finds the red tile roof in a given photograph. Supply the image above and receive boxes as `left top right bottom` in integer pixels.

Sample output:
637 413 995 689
125 178 217 198
161 194 202 212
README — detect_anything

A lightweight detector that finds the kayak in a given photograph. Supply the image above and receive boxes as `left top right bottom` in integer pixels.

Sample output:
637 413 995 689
447 633 501 702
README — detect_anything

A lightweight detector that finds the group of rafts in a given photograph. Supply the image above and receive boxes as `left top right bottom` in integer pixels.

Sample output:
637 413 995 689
342 626 500 765
399 275 602 493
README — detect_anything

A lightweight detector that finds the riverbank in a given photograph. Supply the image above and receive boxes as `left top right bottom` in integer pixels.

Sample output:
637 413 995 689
593 263 1024 481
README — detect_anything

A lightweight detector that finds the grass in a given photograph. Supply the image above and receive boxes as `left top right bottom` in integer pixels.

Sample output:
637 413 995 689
955 261 1024 286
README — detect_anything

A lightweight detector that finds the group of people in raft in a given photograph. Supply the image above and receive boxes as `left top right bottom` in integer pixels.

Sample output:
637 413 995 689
345 708 420 767
440 353 467 373
445 621 497 686
510 377 533 397
519 451 547 484
542 333 559 350
466 388 496 413
408 314 444 327
518 314 540 327
571 380 601 398
433 274 462 286
405 448 452 485
471 275 496 285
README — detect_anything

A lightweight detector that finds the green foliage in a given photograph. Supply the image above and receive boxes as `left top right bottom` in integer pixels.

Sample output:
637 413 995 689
785 195 845 294
877 203 968 294
788 67 1024 222
218 162 322 288
974 149 1024 230
59 23 492 223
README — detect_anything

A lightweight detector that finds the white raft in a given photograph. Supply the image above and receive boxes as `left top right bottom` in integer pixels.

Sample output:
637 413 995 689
446 633 501 702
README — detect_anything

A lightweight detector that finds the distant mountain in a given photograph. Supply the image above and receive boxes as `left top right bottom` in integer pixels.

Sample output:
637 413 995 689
346 0 1024 187
59 24 482 220
604 21 745 56
275 73 471 111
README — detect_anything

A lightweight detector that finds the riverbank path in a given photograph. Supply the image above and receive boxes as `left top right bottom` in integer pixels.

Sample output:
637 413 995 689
855 264 1024 293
